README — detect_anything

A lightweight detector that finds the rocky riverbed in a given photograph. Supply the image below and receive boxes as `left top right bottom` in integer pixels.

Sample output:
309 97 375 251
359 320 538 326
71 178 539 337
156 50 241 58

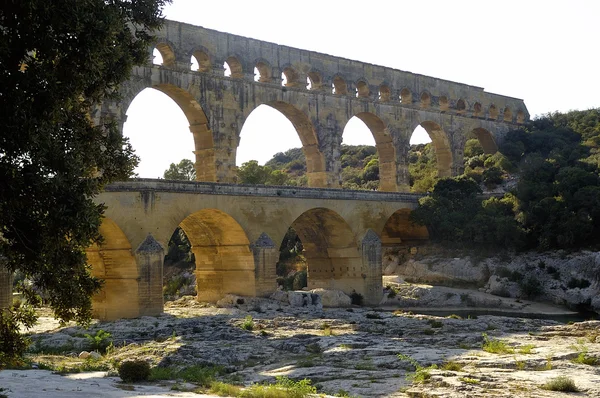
2 288 599 398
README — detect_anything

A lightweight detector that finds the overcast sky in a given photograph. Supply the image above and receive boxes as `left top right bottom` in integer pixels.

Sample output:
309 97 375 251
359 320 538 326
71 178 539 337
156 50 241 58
124 0 600 178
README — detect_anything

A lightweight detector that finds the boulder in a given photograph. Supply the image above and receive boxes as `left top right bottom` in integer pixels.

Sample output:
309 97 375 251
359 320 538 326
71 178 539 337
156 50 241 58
310 289 351 307
78 351 90 359
89 351 101 360
270 291 322 310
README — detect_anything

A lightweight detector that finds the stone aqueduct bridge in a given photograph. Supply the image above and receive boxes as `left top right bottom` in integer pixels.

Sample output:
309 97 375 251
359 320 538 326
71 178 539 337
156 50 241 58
89 21 530 320
97 19 529 192
90 180 428 320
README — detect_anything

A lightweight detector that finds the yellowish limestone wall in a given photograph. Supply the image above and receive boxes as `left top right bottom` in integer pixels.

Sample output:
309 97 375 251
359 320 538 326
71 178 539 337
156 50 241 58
89 182 424 319
0 263 12 309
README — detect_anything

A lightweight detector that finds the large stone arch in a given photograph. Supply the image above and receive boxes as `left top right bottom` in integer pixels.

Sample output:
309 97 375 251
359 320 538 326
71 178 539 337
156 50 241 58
352 112 398 192
381 208 429 247
240 101 328 187
178 209 256 302
419 120 453 178
472 127 498 154
288 207 365 296
120 79 215 182
88 218 140 320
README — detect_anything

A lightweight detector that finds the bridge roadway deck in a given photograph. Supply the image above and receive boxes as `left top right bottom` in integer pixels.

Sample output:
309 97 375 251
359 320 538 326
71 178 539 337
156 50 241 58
104 179 425 203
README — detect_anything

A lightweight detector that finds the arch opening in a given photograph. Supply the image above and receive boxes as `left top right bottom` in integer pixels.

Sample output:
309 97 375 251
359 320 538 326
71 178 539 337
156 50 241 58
285 208 361 295
307 71 322 90
332 76 348 95
489 104 499 120
153 43 175 68
191 50 210 72
122 85 211 181
379 85 391 102
472 127 498 154
503 107 512 122
473 102 482 117
224 56 243 79
178 209 254 302
420 92 431 108
517 110 525 124
163 227 196 302
400 88 412 104
407 121 454 192
236 102 326 187
439 96 449 112
255 61 271 83
88 218 139 320
381 208 429 247
282 66 302 87
456 99 466 113
356 81 370 98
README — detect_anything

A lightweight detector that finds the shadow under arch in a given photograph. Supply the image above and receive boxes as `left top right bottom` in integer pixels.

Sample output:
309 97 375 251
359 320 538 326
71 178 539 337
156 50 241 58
88 218 139 321
419 121 453 178
178 209 255 302
353 112 398 192
381 208 429 247
245 101 328 187
289 208 363 295
124 82 216 182
472 127 498 154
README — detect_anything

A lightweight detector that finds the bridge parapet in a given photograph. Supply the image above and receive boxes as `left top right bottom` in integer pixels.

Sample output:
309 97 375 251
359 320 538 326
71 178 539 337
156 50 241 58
105 179 423 203
154 20 529 123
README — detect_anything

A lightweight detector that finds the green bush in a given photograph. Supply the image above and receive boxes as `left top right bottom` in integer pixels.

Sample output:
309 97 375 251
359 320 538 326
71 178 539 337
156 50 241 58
118 360 150 383
541 376 578 392
84 329 112 354
350 292 363 306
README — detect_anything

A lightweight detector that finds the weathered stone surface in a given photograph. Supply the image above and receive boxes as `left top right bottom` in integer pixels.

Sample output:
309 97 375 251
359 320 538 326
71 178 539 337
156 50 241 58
21 299 600 398
310 289 351 307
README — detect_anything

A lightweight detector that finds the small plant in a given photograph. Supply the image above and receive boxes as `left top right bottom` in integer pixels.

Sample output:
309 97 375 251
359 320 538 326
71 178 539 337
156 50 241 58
118 360 151 383
209 381 242 397
305 343 322 354
428 320 443 328
459 377 480 384
241 315 255 331
447 314 462 320
518 344 536 354
350 292 363 306
423 329 435 335
514 358 526 370
336 389 351 397
541 376 578 392
482 333 514 354
84 329 112 354
519 277 543 298
397 354 437 384
571 351 598 366
567 277 591 289
365 313 381 319
440 361 463 371
242 376 316 398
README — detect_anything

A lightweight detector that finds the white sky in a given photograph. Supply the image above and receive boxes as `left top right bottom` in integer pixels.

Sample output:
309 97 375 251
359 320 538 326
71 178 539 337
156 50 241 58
124 0 600 178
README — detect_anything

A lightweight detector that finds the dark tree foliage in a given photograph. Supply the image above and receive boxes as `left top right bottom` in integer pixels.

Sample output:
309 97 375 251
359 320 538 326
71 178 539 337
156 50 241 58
412 109 600 251
411 177 523 247
163 159 196 181
0 0 170 360
164 227 195 268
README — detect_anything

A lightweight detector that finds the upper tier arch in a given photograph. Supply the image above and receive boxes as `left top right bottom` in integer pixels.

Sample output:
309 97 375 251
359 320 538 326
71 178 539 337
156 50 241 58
100 19 528 192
